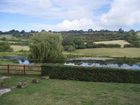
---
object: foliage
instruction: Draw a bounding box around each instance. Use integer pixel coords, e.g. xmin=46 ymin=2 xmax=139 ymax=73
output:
xmin=86 ymin=41 xmax=94 ymax=48
xmin=124 ymin=44 xmax=135 ymax=48
xmin=0 ymin=37 xmax=7 ymax=41
xmin=41 ymin=64 xmax=140 ymax=83
xmin=29 ymin=32 xmax=65 ymax=63
xmin=125 ymin=32 xmax=140 ymax=47
xmin=64 ymin=45 xmax=75 ymax=52
xmin=0 ymin=42 xmax=13 ymax=52
xmin=73 ymin=37 xmax=86 ymax=49
xmin=92 ymin=44 xmax=121 ymax=48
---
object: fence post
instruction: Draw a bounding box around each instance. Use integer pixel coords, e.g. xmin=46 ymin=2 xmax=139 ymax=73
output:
xmin=7 ymin=64 xmax=9 ymax=74
xmin=23 ymin=65 xmax=26 ymax=75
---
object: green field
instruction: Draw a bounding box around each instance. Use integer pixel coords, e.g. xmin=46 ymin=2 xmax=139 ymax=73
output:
xmin=0 ymin=52 xmax=28 ymax=56
xmin=0 ymin=75 xmax=140 ymax=105
xmin=65 ymin=48 xmax=140 ymax=58
xmin=11 ymin=45 xmax=29 ymax=52
xmin=94 ymin=40 xmax=129 ymax=48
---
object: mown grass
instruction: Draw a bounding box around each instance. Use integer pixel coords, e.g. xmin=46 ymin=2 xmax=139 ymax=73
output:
xmin=65 ymin=48 xmax=140 ymax=58
xmin=0 ymin=75 xmax=140 ymax=105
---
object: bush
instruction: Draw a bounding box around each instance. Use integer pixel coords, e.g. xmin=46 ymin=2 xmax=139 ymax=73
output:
xmin=0 ymin=42 xmax=13 ymax=52
xmin=41 ymin=64 xmax=140 ymax=83
xmin=64 ymin=45 xmax=75 ymax=52
xmin=93 ymin=44 xmax=121 ymax=48
xmin=124 ymin=44 xmax=135 ymax=48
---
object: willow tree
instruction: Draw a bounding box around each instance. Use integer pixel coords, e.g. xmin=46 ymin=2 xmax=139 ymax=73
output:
xmin=29 ymin=32 xmax=65 ymax=63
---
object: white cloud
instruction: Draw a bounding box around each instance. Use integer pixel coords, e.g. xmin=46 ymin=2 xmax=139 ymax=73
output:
xmin=31 ymin=18 xmax=99 ymax=31
xmin=0 ymin=0 xmax=110 ymax=19
xmin=101 ymin=0 xmax=140 ymax=29
xmin=0 ymin=0 xmax=139 ymax=30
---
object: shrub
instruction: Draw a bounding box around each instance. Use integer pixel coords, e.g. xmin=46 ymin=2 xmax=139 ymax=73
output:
xmin=41 ymin=64 xmax=140 ymax=83
xmin=124 ymin=44 xmax=135 ymax=48
xmin=0 ymin=42 xmax=13 ymax=52
xmin=93 ymin=44 xmax=121 ymax=48
xmin=64 ymin=45 xmax=75 ymax=52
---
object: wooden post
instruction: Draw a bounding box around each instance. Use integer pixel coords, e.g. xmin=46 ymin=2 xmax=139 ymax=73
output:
xmin=7 ymin=64 xmax=9 ymax=74
xmin=23 ymin=65 xmax=26 ymax=75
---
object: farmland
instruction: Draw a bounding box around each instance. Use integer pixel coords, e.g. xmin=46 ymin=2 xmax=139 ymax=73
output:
xmin=94 ymin=40 xmax=130 ymax=48
xmin=65 ymin=48 xmax=140 ymax=58
xmin=11 ymin=45 xmax=29 ymax=52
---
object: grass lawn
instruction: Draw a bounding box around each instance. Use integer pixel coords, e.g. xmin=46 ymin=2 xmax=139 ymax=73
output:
xmin=65 ymin=48 xmax=140 ymax=58
xmin=0 ymin=75 xmax=140 ymax=105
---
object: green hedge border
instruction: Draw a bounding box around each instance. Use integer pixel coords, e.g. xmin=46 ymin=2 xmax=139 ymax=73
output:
xmin=41 ymin=64 xmax=140 ymax=83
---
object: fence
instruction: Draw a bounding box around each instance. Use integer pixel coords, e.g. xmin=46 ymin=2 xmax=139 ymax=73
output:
xmin=0 ymin=64 xmax=41 ymax=75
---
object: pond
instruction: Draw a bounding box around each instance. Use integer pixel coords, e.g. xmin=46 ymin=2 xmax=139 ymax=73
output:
xmin=64 ymin=57 xmax=140 ymax=70
xmin=0 ymin=56 xmax=30 ymax=65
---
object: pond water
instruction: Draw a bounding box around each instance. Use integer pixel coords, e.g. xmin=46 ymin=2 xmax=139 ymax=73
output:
xmin=18 ymin=59 xmax=30 ymax=65
xmin=64 ymin=57 xmax=140 ymax=70
xmin=0 ymin=56 xmax=30 ymax=65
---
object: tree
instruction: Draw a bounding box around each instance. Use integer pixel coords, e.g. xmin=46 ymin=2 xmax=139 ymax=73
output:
xmin=86 ymin=41 xmax=94 ymax=48
xmin=0 ymin=42 xmax=13 ymax=52
xmin=73 ymin=37 xmax=86 ymax=49
xmin=64 ymin=45 xmax=75 ymax=52
xmin=118 ymin=28 xmax=124 ymax=33
xmin=88 ymin=29 xmax=93 ymax=33
xmin=29 ymin=32 xmax=65 ymax=63
xmin=20 ymin=30 xmax=25 ymax=34
xmin=41 ymin=29 xmax=46 ymax=32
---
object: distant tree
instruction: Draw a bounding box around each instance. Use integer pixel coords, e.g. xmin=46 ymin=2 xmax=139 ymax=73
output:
xmin=64 ymin=45 xmax=75 ymax=52
xmin=1 ymin=37 xmax=7 ymax=41
xmin=20 ymin=30 xmax=25 ymax=34
xmin=118 ymin=28 xmax=124 ymax=33
xmin=88 ymin=29 xmax=93 ymax=32
xmin=9 ymin=29 xmax=19 ymax=34
xmin=30 ymin=30 xmax=35 ymax=33
xmin=62 ymin=37 xmax=75 ymax=46
xmin=29 ymin=32 xmax=65 ymax=63
xmin=86 ymin=41 xmax=94 ymax=48
xmin=0 ymin=31 xmax=3 ymax=34
xmin=73 ymin=37 xmax=85 ymax=49
xmin=79 ymin=30 xmax=84 ymax=33
xmin=0 ymin=42 xmax=13 ymax=52
xmin=48 ymin=30 xmax=52 ymax=32
xmin=129 ymin=29 xmax=135 ymax=34
xmin=41 ymin=29 xmax=46 ymax=32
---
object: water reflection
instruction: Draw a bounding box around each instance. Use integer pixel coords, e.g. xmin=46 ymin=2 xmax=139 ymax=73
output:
xmin=18 ymin=59 xmax=30 ymax=65
xmin=64 ymin=62 xmax=140 ymax=70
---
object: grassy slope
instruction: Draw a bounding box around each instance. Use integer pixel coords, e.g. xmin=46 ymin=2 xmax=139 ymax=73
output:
xmin=0 ymin=75 xmax=140 ymax=105
xmin=65 ymin=48 xmax=140 ymax=58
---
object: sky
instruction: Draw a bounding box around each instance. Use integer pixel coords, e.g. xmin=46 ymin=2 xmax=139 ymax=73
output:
xmin=0 ymin=0 xmax=140 ymax=31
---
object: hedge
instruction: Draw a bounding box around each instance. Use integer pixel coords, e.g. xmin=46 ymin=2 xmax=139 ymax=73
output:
xmin=41 ymin=64 xmax=140 ymax=83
